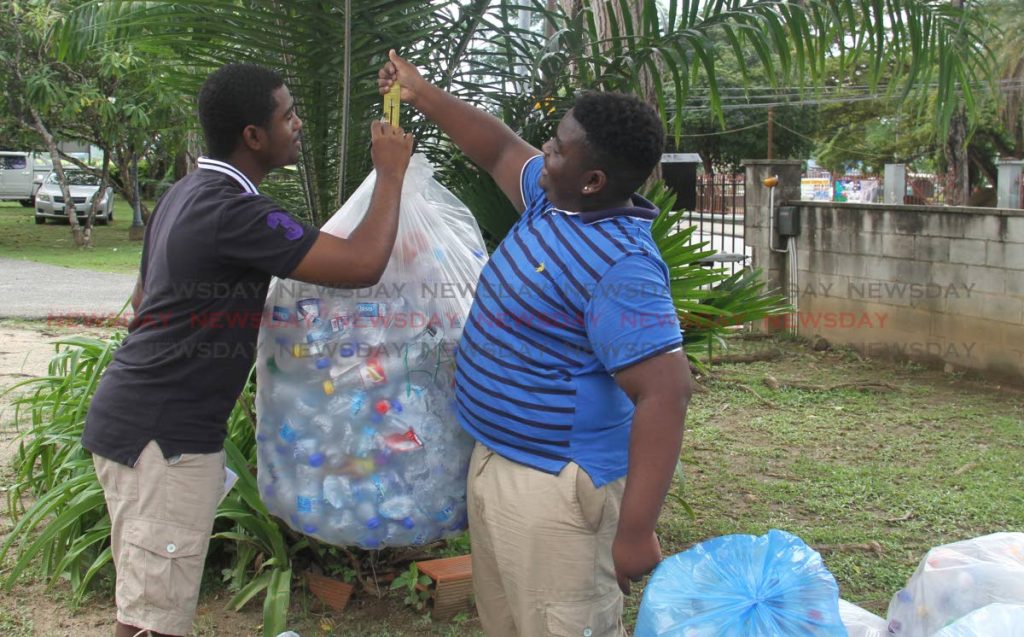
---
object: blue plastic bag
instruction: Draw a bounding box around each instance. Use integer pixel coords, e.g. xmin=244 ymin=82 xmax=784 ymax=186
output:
xmin=636 ymin=529 xmax=846 ymax=637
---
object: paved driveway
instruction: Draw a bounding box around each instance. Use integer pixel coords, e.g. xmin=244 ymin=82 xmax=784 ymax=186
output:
xmin=0 ymin=257 xmax=135 ymax=320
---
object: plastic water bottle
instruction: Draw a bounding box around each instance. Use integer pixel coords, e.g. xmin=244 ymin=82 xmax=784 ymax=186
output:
xmin=327 ymin=508 xmax=365 ymax=541
xmin=381 ymin=520 xmax=424 ymax=547
xmin=325 ymin=389 xmax=369 ymax=418
xmin=424 ymin=494 xmax=460 ymax=528
xmin=354 ymin=500 xmax=382 ymax=530
xmin=294 ymin=464 xmax=323 ymax=534
xmin=379 ymin=495 xmax=419 ymax=528
xmin=321 ymin=357 xmax=399 ymax=394
xmin=323 ymin=475 xmax=354 ymax=509
xmin=278 ymin=416 xmax=302 ymax=445
xmin=294 ymin=438 xmax=326 ymax=469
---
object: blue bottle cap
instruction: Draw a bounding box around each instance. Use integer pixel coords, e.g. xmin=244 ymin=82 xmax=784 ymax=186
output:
xmin=308 ymin=452 xmax=325 ymax=468
xmin=315 ymin=357 xmax=330 ymax=369
xmin=402 ymin=517 xmax=416 ymax=529
xmin=362 ymin=537 xmax=381 ymax=549
xmin=302 ymin=523 xmax=318 ymax=534
xmin=366 ymin=516 xmax=381 ymax=530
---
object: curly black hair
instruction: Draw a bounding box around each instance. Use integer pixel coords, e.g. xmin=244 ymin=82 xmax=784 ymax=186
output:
xmin=198 ymin=63 xmax=284 ymax=159
xmin=571 ymin=91 xmax=665 ymax=198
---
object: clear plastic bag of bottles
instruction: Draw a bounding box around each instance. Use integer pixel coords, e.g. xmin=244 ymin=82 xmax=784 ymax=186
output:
xmin=635 ymin=529 xmax=846 ymax=637
xmin=932 ymin=603 xmax=1024 ymax=636
xmin=255 ymin=154 xmax=486 ymax=549
xmin=838 ymin=599 xmax=888 ymax=637
xmin=885 ymin=532 xmax=1024 ymax=637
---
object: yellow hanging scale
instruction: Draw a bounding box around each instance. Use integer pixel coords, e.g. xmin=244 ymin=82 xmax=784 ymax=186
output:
xmin=384 ymin=81 xmax=401 ymax=127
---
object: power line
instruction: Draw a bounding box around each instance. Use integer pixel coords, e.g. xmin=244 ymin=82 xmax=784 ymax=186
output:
xmin=675 ymin=121 xmax=767 ymax=136
xmin=675 ymin=80 xmax=1024 ymax=111
xmin=676 ymin=79 xmax=1024 ymax=109
xmin=772 ymin=120 xmax=892 ymax=159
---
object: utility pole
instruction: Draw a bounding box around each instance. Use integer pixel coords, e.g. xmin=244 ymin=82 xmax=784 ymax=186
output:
xmin=767 ymin=108 xmax=775 ymax=160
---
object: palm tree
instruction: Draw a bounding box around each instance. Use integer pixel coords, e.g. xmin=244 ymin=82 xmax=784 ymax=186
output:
xmin=68 ymin=0 xmax=989 ymax=218
xmin=989 ymin=0 xmax=1024 ymax=157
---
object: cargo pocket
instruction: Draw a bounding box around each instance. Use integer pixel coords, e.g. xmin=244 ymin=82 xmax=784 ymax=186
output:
xmin=120 ymin=518 xmax=210 ymax=613
xmin=545 ymin=591 xmax=623 ymax=637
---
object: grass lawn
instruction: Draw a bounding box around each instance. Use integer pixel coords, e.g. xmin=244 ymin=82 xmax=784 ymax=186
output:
xmin=0 ymin=200 xmax=149 ymax=273
xmin=652 ymin=336 xmax=1024 ymax=621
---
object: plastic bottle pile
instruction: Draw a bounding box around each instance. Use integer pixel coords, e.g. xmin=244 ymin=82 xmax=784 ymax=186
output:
xmin=886 ymin=532 xmax=1024 ymax=636
xmin=636 ymin=530 xmax=1024 ymax=637
xmin=255 ymin=155 xmax=485 ymax=549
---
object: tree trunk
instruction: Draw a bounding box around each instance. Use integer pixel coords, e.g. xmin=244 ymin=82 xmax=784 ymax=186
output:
xmin=127 ymin=154 xmax=145 ymax=240
xmin=944 ymin=108 xmax=969 ymax=206
xmin=581 ymin=0 xmax=663 ymax=185
xmin=30 ymin=106 xmax=89 ymax=247
xmin=944 ymin=0 xmax=969 ymax=206
xmin=89 ymin=148 xmax=111 ymax=225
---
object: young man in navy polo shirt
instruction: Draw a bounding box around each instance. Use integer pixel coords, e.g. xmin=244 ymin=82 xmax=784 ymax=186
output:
xmin=83 ymin=64 xmax=414 ymax=637
xmin=380 ymin=52 xmax=692 ymax=636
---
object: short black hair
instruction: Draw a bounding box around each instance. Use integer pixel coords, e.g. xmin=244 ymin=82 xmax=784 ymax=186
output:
xmin=198 ymin=63 xmax=284 ymax=158
xmin=571 ymin=91 xmax=665 ymax=198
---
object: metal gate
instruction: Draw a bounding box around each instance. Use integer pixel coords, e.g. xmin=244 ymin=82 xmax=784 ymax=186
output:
xmin=674 ymin=173 xmax=749 ymax=277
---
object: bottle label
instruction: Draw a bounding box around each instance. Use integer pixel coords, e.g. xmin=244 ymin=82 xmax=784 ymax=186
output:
xmin=359 ymin=358 xmax=388 ymax=385
xmin=356 ymin=302 xmax=386 ymax=318
xmin=296 ymin=495 xmax=320 ymax=514
xmin=296 ymin=298 xmax=323 ymax=325
xmin=271 ymin=305 xmax=291 ymax=322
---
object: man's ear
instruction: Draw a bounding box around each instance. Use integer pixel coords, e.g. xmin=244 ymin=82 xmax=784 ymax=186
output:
xmin=582 ymin=169 xmax=607 ymax=195
xmin=241 ymin=124 xmax=264 ymax=152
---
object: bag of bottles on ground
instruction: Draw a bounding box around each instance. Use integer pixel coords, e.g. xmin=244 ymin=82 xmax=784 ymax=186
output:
xmin=255 ymin=154 xmax=487 ymax=549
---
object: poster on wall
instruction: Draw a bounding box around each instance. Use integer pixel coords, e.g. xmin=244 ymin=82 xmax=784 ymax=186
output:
xmin=800 ymin=178 xmax=832 ymax=201
xmin=835 ymin=178 xmax=880 ymax=203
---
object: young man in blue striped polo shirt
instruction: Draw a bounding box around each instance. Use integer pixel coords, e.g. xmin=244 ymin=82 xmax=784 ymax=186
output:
xmin=380 ymin=51 xmax=692 ymax=636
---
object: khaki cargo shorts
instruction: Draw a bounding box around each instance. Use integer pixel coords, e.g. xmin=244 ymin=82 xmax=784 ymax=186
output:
xmin=93 ymin=440 xmax=225 ymax=636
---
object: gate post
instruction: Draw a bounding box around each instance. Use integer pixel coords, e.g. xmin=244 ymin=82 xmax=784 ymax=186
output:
xmin=884 ymin=164 xmax=906 ymax=204
xmin=997 ymin=160 xmax=1023 ymax=209
xmin=743 ymin=160 xmax=803 ymax=331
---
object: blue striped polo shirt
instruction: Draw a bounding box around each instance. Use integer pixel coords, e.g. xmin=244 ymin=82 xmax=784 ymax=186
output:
xmin=454 ymin=155 xmax=683 ymax=486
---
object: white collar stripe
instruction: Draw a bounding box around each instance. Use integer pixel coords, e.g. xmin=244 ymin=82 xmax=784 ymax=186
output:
xmin=197 ymin=157 xmax=258 ymax=194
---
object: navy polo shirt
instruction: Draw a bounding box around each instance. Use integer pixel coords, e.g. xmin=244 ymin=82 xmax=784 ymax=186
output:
xmin=83 ymin=157 xmax=319 ymax=466
xmin=455 ymin=155 xmax=683 ymax=486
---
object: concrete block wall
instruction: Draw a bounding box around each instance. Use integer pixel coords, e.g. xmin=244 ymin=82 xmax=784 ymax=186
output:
xmin=744 ymin=161 xmax=1024 ymax=382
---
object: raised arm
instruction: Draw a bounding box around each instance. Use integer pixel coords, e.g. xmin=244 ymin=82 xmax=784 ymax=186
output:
xmin=289 ymin=121 xmax=413 ymax=287
xmin=379 ymin=50 xmax=538 ymax=213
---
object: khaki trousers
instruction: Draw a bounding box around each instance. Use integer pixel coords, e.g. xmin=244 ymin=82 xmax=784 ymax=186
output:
xmin=468 ymin=442 xmax=628 ymax=637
